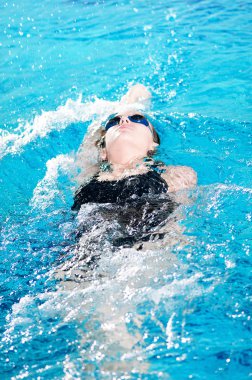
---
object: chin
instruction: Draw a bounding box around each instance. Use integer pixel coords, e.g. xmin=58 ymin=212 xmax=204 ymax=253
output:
xmin=108 ymin=133 xmax=149 ymax=153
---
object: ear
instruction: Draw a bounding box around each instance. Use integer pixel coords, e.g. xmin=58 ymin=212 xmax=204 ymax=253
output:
xmin=100 ymin=147 xmax=107 ymax=161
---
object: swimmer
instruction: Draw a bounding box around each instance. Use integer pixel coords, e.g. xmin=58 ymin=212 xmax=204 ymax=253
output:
xmin=68 ymin=84 xmax=197 ymax=253
xmin=72 ymin=84 xmax=197 ymax=211
xmin=56 ymin=84 xmax=197 ymax=285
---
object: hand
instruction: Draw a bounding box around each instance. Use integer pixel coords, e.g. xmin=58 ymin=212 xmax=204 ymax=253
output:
xmin=120 ymin=84 xmax=151 ymax=105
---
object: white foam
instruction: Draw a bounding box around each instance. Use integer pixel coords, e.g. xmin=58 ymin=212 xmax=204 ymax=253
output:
xmin=198 ymin=183 xmax=252 ymax=195
xmin=166 ymin=312 xmax=176 ymax=349
xmin=149 ymin=272 xmax=204 ymax=305
xmin=30 ymin=154 xmax=74 ymax=210
xmin=216 ymin=183 xmax=252 ymax=194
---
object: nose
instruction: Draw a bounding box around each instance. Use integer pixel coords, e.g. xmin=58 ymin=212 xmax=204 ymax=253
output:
xmin=119 ymin=116 xmax=129 ymax=125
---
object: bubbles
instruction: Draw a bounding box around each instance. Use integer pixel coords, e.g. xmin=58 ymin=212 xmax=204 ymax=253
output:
xmin=165 ymin=9 xmax=177 ymax=22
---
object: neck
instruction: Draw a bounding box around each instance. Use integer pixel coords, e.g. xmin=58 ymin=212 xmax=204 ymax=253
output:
xmin=110 ymin=157 xmax=148 ymax=176
xmin=106 ymin=143 xmax=151 ymax=168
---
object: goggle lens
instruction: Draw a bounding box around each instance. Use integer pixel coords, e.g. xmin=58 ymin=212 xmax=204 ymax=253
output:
xmin=105 ymin=114 xmax=149 ymax=131
xmin=129 ymin=114 xmax=149 ymax=126
xmin=105 ymin=116 xmax=121 ymax=130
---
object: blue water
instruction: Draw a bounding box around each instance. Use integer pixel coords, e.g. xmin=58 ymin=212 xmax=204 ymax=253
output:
xmin=0 ymin=0 xmax=251 ymax=379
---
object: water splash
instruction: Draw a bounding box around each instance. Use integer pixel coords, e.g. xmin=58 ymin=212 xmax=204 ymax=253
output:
xmin=30 ymin=154 xmax=75 ymax=210
xmin=0 ymin=93 xmax=151 ymax=160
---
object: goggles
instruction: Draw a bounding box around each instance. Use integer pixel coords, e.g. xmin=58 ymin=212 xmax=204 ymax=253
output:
xmin=105 ymin=114 xmax=150 ymax=131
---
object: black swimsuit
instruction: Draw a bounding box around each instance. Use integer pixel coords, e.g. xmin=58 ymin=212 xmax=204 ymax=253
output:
xmin=72 ymin=170 xmax=176 ymax=247
xmin=72 ymin=170 xmax=169 ymax=210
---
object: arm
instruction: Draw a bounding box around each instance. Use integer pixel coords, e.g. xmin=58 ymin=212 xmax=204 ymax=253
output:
xmin=161 ymin=165 xmax=197 ymax=193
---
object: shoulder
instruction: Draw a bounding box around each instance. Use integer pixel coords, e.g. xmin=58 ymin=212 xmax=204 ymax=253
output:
xmin=161 ymin=165 xmax=197 ymax=192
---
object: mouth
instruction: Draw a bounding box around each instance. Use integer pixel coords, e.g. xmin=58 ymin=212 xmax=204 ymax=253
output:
xmin=119 ymin=124 xmax=132 ymax=129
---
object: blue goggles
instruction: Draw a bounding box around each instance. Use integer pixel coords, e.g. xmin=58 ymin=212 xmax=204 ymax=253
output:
xmin=105 ymin=114 xmax=150 ymax=131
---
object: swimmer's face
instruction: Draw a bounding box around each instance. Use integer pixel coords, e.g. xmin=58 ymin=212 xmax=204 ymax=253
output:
xmin=101 ymin=113 xmax=158 ymax=165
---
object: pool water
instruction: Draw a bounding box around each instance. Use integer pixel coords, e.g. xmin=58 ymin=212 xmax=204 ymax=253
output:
xmin=0 ymin=0 xmax=251 ymax=379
